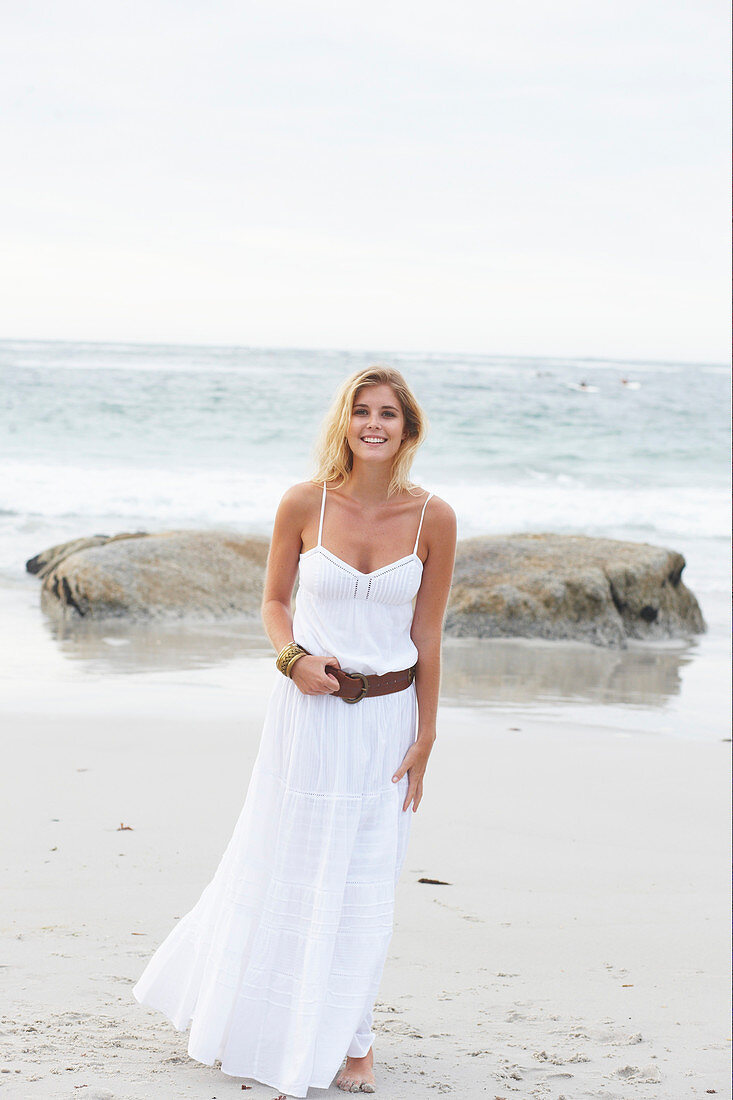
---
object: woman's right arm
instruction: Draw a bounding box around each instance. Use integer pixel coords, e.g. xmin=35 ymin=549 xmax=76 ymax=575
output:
xmin=261 ymin=484 xmax=304 ymax=654
xmin=260 ymin=484 xmax=340 ymax=695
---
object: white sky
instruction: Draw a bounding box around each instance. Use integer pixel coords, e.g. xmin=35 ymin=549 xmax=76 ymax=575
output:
xmin=0 ymin=0 xmax=729 ymax=360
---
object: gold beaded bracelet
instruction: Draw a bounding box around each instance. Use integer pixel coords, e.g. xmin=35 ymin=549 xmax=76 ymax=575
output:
xmin=276 ymin=642 xmax=309 ymax=678
xmin=285 ymin=651 xmax=307 ymax=677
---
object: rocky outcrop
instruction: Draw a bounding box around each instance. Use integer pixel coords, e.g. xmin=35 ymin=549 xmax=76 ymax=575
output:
xmin=445 ymin=534 xmax=705 ymax=647
xmin=31 ymin=531 xmax=270 ymax=623
xmin=27 ymin=533 xmax=149 ymax=579
xmin=28 ymin=529 xmax=706 ymax=646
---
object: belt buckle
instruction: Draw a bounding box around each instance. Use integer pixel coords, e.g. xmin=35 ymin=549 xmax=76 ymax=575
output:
xmin=342 ymin=671 xmax=368 ymax=703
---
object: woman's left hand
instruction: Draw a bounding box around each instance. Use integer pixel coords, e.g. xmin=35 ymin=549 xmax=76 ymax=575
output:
xmin=391 ymin=736 xmax=435 ymax=813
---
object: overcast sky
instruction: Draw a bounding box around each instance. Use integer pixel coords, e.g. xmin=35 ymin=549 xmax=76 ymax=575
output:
xmin=0 ymin=0 xmax=729 ymax=360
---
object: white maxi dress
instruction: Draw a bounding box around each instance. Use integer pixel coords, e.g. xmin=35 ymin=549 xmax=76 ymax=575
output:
xmin=133 ymin=483 xmax=434 ymax=1097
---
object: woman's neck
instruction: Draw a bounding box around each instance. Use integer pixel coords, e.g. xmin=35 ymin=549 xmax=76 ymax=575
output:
xmin=339 ymin=460 xmax=395 ymax=504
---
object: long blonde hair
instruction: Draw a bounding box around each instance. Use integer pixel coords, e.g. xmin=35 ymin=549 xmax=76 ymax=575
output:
xmin=311 ymin=366 xmax=428 ymax=497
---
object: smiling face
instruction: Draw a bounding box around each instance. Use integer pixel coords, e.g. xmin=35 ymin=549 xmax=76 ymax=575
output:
xmin=346 ymin=383 xmax=408 ymax=465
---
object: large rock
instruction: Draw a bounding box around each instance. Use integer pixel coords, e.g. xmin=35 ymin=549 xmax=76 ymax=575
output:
xmin=445 ymin=534 xmax=706 ymax=647
xmin=28 ymin=529 xmax=706 ymax=646
xmin=31 ymin=530 xmax=270 ymax=622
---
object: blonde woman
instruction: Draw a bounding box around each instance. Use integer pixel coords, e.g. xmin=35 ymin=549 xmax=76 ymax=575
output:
xmin=133 ymin=366 xmax=457 ymax=1097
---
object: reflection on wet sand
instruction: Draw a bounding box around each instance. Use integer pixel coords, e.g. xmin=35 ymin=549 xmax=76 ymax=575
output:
xmin=45 ymin=614 xmax=698 ymax=712
xmin=46 ymin=616 xmax=272 ymax=673
xmin=440 ymin=635 xmax=695 ymax=708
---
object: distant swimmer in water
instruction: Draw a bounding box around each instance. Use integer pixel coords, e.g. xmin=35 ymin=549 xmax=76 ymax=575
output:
xmin=567 ymin=379 xmax=599 ymax=392
xmin=620 ymin=377 xmax=641 ymax=389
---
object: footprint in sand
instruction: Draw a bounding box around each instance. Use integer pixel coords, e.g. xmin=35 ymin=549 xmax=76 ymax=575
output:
xmin=613 ymin=1063 xmax=663 ymax=1083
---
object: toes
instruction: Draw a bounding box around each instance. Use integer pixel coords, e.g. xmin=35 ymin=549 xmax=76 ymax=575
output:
xmin=336 ymin=1066 xmax=376 ymax=1094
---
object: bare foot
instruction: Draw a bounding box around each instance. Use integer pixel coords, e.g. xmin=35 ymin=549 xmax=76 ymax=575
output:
xmin=335 ymin=1045 xmax=376 ymax=1093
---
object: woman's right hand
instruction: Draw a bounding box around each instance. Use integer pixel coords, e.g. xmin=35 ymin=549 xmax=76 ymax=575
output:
xmin=289 ymin=654 xmax=341 ymax=695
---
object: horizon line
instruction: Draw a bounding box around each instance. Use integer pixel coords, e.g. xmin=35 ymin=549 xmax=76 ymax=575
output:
xmin=0 ymin=335 xmax=727 ymax=370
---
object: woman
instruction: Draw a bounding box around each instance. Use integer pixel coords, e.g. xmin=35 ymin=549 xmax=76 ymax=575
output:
xmin=133 ymin=366 xmax=456 ymax=1097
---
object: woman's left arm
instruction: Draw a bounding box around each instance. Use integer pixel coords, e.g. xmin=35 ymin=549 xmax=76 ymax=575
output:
xmin=391 ymin=496 xmax=457 ymax=813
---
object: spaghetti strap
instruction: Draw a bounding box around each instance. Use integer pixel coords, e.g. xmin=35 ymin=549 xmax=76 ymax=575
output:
xmin=413 ymin=491 xmax=434 ymax=554
xmin=317 ymin=481 xmax=327 ymax=547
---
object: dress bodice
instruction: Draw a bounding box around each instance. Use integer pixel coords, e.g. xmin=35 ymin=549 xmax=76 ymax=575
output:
xmin=291 ymin=483 xmax=433 ymax=676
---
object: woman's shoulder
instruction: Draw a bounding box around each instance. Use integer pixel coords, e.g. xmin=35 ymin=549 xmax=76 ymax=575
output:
xmin=416 ymin=489 xmax=456 ymax=540
xmin=277 ymin=480 xmax=324 ymax=516
xmin=411 ymin=486 xmax=455 ymax=519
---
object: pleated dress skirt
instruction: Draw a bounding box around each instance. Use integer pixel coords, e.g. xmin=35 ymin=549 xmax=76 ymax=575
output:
xmin=132 ymin=672 xmax=417 ymax=1098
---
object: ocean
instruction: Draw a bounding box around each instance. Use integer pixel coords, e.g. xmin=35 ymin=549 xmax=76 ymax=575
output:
xmin=1 ymin=339 xmax=730 ymax=740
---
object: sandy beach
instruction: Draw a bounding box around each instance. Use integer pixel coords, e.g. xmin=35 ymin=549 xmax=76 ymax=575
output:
xmin=1 ymin=611 xmax=730 ymax=1100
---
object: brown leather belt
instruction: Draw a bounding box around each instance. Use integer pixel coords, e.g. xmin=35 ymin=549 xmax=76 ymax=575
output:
xmin=325 ymin=664 xmax=416 ymax=704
